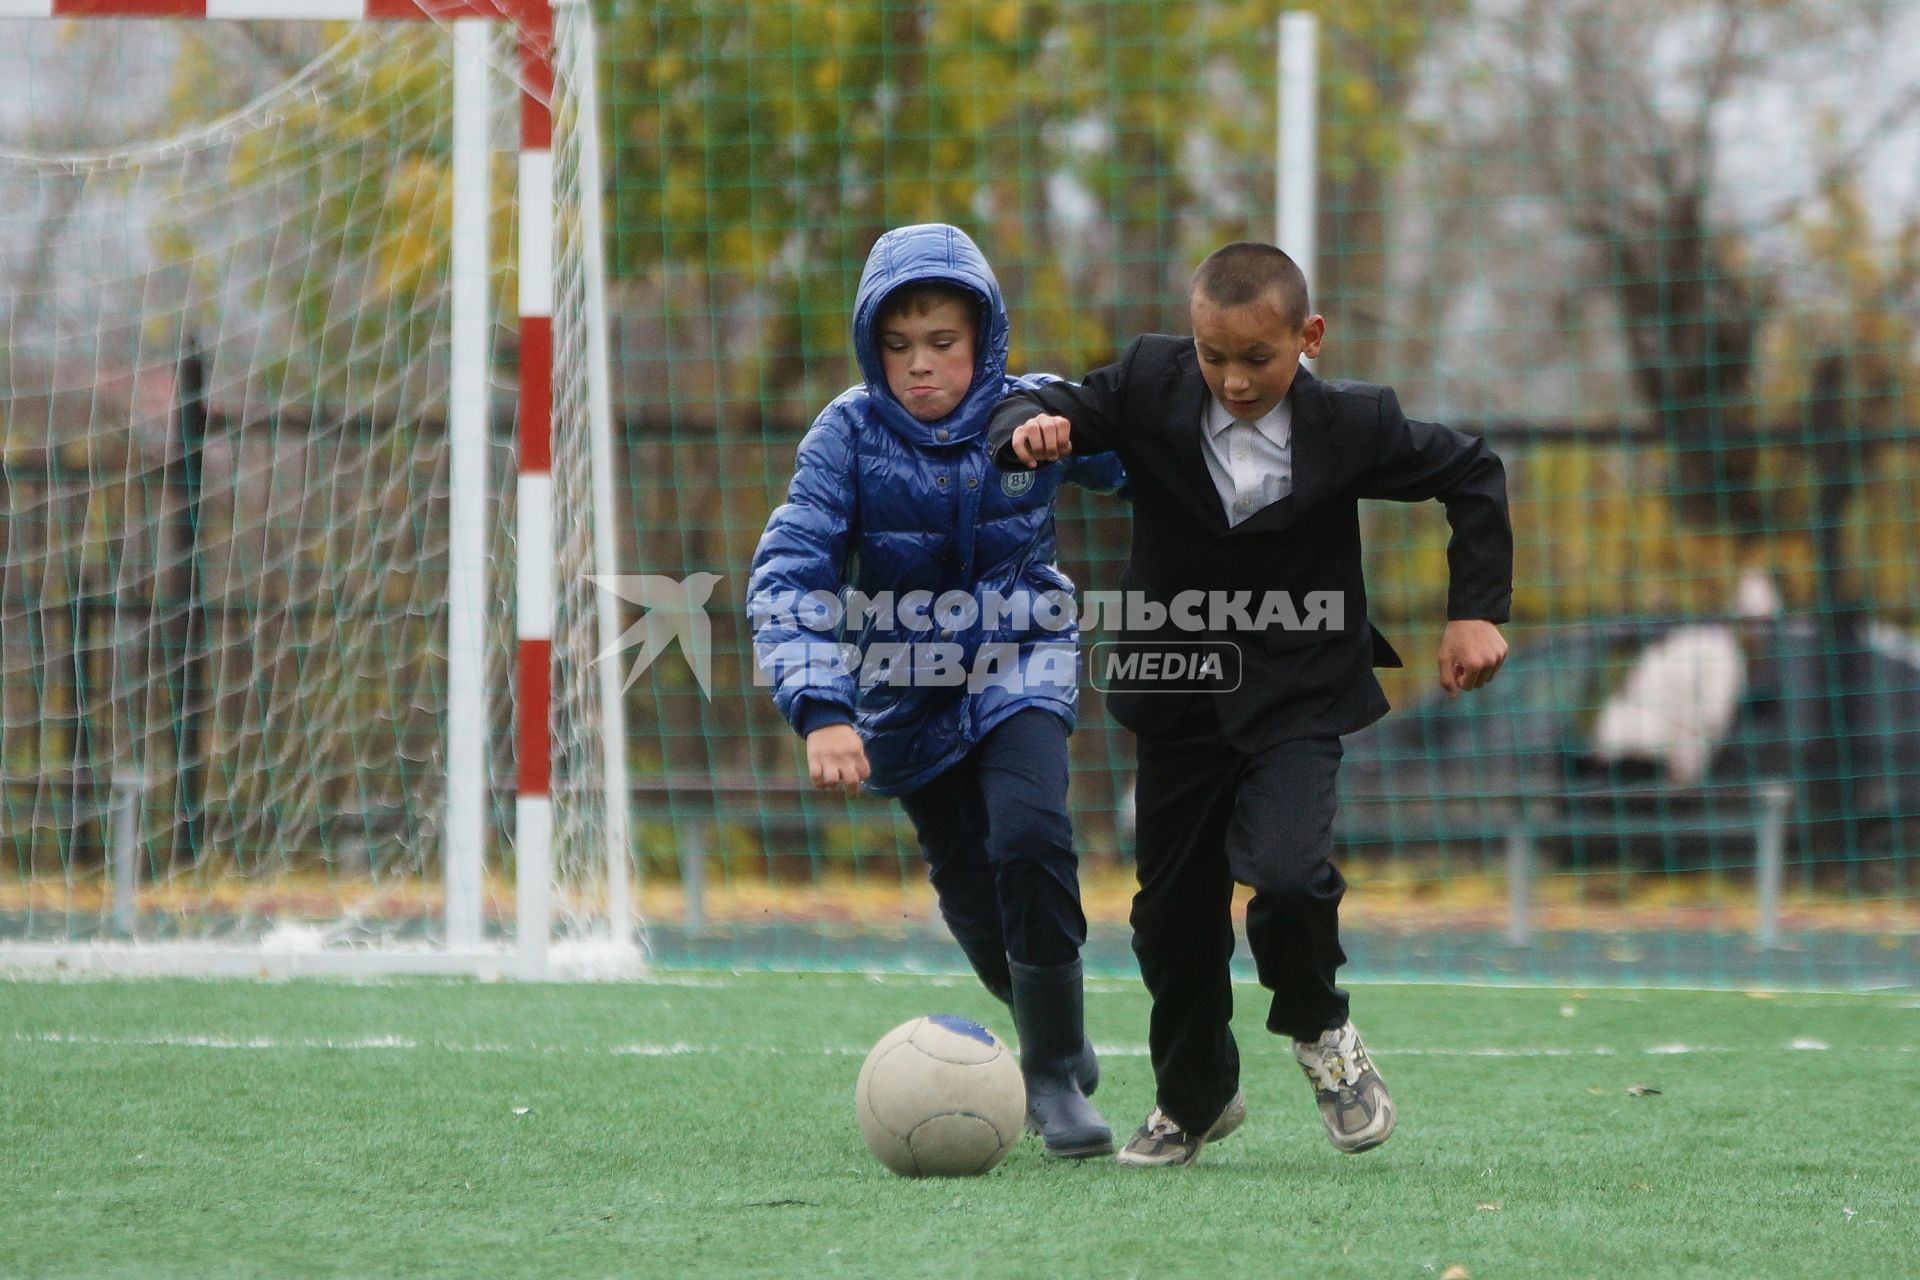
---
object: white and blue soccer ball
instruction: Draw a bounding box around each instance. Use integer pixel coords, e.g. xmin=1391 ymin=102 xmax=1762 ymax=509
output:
xmin=854 ymin=1015 xmax=1026 ymax=1178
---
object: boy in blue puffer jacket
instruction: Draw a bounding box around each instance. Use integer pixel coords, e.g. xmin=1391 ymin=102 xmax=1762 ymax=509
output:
xmin=747 ymin=224 xmax=1124 ymax=1158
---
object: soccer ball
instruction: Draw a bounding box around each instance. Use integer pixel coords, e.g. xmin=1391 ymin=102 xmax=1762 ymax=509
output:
xmin=854 ymin=1015 xmax=1026 ymax=1177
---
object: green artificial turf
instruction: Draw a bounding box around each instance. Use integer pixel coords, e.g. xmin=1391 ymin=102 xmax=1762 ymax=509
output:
xmin=2 ymin=973 xmax=1915 ymax=1278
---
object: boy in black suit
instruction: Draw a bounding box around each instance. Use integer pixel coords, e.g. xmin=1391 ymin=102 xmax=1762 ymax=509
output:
xmin=988 ymin=243 xmax=1511 ymax=1166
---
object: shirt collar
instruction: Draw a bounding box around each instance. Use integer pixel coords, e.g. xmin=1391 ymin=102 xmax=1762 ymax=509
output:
xmin=1205 ymin=395 xmax=1292 ymax=444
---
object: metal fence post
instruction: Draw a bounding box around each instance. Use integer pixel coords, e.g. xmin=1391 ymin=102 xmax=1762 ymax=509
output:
xmin=1754 ymin=784 xmax=1791 ymax=948
xmin=1506 ymin=827 xmax=1534 ymax=947
xmin=678 ymin=820 xmax=707 ymax=933
xmin=109 ymin=770 xmax=146 ymax=938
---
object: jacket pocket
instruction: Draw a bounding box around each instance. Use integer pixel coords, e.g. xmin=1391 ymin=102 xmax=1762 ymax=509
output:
xmin=1261 ymin=624 xmax=1347 ymax=656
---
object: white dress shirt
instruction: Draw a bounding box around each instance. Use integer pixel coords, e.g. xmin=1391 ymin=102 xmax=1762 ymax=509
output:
xmin=1200 ymin=395 xmax=1293 ymax=526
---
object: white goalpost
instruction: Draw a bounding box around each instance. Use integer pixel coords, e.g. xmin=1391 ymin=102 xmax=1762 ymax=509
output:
xmin=0 ymin=0 xmax=636 ymax=978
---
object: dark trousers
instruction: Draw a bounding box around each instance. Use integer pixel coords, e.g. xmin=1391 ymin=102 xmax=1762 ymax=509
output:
xmin=897 ymin=709 xmax=1088 ymax=987
xmin=1131 ymin=697 xmax=1348 ymax=1131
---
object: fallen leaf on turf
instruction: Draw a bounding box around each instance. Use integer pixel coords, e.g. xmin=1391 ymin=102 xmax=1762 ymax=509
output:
xmin=1586 ymin=1087 xmax=1607 ymax=1095
xmin=1475 ymin=1202 xmax=1501 ymax=1212
xmin=1843 ymin=1207 xmax=1857 ymax=1222
xmin=1631 ymin=1182 xmax=1651 ymax=1191
xmin=1441 ymin=1267 xmax=1471 ymax=1280
xmin=511 ymin=1106 xmax=532 ymax=1115
xmin=1626 ymin=1084 xmax=1661 ymax=1096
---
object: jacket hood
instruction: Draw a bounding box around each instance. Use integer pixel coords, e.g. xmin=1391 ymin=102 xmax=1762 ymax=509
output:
xmin=852 ymin=223 xmax=1009 ymax=446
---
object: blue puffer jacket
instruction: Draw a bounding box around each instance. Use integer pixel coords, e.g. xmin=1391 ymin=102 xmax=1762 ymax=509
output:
xmin=746 ymin=223 xmax=1126 ymax=796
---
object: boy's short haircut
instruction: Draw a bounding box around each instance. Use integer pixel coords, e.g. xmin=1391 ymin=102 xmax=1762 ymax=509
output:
xmin=1190 ymin=242 xmax=1310 ymax=330
xmin=876 ymin=280 xmax=981 ymax=331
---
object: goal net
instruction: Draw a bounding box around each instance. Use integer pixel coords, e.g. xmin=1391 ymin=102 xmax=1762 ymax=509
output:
xmin=0 ymin=1 xmax=633 ymax=976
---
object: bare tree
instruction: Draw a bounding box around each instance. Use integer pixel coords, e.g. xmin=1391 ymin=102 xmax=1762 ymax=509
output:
xmin=1387 ymin=0 xmax=1920 ymax=860
xmin=1415 ymin=0 xmax=1917 ymax=520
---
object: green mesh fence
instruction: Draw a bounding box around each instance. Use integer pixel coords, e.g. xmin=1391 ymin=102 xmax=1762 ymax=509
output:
xmin=0 ymin=15 xmax=623 ymax=957
xmin=2 ymin=3 xmax=1916 ymax=988
xmin=613 ymin=0 xmax=1920 ymax=989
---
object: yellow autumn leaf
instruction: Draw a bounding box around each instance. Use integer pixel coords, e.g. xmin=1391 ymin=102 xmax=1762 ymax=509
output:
xmin=986 ymin=1 xmax=1020 ymax=43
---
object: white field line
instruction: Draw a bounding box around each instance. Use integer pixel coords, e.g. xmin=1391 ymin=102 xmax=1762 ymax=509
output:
xmin=640 ymin=974 xmax=1920 ymax=1004
xmin=10 ymin=1031 xmax=1916 ymax=1058
xmin=5 ymin=970 xmax=1914 ymax=1005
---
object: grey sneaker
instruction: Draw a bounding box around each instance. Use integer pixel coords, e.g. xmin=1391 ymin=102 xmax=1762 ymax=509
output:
xmin=1115 ymin=1091 xmax=1247 ymax=1167
xmin=1292 ymin=1021 xmax=1396 ymax=1153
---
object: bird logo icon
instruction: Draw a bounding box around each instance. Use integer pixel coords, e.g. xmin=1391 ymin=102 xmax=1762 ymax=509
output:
xmin=589 ymin=572 xmax=724 ymax=698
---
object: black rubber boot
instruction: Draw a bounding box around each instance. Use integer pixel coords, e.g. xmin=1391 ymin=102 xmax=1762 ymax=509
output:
xmin=1073 ymin=1033 xmax=1100 ymax=1099
xmin=941 ymin=913 xmax=1099 ymax=1098
xmin=983 ymin=988 xmax=1099 ymax=1099
xmin=998 ymin=993 xmax=1099 ymax=1098
xmin=1008 ymin=959 xmax=1113 ymax=1159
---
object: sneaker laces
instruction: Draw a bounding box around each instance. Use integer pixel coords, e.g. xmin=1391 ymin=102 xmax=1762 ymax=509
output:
xmin=1141 ymin=1107 xmax=1185 ymax=1141
xmin=1297 ymin=1027 xmax=1363 ymax=1093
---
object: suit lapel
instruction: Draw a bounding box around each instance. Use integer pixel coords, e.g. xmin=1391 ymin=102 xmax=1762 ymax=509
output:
xmin=1285 ymin=368 xmax=1338 ymax=510
xmin=1221 ymin=367 xmax=1337 ymax=539
xmin=1168 ymin=345 xmax=1229 ymax=533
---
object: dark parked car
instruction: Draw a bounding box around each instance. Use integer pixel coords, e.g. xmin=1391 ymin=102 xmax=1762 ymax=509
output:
xmin=1337 ymin=616 xmax=1920 ymax=870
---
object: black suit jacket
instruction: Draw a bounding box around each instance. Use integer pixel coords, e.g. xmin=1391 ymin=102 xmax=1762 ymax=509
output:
xmin=988 ymin=334 xmax=1512 ymax=749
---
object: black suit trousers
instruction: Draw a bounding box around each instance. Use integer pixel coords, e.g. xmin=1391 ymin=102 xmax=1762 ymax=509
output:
xmin=1130 ymin=696 xmax=1349 ymax=1132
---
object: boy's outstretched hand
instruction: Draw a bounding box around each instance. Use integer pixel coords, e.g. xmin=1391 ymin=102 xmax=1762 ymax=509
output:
xmin=1008 ymin=413 xmax=1074 ymax=467
xmin=806 ymin=723 xmax=870 ymax=792
xmin=1437 ymin=620 xmax=1508 ymax=698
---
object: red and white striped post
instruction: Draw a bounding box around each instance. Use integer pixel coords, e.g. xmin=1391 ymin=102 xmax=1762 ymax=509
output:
xmin=512 ymin=0 xmax=557 ymax=978
xmin=26 ymin=0 xmax=564 ymax=975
